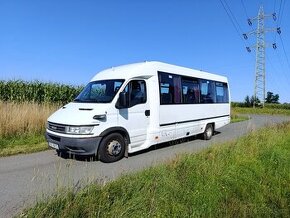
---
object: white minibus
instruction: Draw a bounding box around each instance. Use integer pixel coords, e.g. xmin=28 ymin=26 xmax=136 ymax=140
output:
xmin=46 ymin=61 xmax=230 ymax=163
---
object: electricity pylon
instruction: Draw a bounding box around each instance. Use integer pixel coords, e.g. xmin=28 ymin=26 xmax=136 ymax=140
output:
xmin=243 ymin=6 xmax=280 ymax=107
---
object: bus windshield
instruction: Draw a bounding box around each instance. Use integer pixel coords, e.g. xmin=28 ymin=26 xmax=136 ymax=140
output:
xmin=74 ymin=79 xmax=124 ymax=103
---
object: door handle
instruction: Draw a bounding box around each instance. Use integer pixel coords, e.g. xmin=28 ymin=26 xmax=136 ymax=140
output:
xmin=145 ymin=110 xmax=150 ymax=116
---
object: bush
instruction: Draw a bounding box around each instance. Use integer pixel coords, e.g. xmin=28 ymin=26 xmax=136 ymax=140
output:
xmin=231 ymin=102 xmax=246 ymax=107
xmin=265 ymin=103 xmax=290 ymax=110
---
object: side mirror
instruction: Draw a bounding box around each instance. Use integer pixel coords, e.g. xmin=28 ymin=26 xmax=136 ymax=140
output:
xmin=116 ymin=91 xmax=128 ymax=109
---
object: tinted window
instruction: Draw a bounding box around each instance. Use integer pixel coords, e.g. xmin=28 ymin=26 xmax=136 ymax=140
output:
xmin=216 ymin=82 xmax=229 ymax=103
xmin=159 ymin=72 xmax=181 ymax=104
xmin=158 ymin=72 xmax=228 ymax=105
xmin=200 ymin=80 xmax=216 ymax=103
xmin=182 ymin=78 xmax=200 ymax=104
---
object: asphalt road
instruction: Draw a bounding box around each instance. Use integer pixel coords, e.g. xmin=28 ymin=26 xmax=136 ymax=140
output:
xmin=0 ymin=115 xmax=289 ymax=217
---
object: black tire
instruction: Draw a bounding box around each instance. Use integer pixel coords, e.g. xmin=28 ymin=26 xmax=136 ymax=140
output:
xmin=203 ymin=124 xmax=214 ymax=140
xmin=98 ymin=133 xmax=125 ymax=163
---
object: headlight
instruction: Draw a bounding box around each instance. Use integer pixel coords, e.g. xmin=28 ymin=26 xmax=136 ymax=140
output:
xmin=66 ymin=126 xmax=94 ymax=135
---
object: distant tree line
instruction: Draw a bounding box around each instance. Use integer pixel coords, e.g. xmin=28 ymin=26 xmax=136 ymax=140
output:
xmin=232 ymin=91 xmax=290 ymax=109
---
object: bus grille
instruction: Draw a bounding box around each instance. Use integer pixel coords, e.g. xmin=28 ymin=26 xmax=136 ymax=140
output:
xmin=48 ymin=122 xmax=66 ymax=133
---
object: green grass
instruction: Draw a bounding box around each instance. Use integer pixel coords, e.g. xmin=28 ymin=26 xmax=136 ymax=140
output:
xmin=21 ymin=122 xmax=290 ymax=217
xmin=231 ymin=113 xmax=249 ymax=123
xmin=232 ymin=106 xmax=290 ymax=116
xmin=231 ymin=116 xmax=249 ymax=123
xmin=0 ymin=134 xmax=47 ymax=157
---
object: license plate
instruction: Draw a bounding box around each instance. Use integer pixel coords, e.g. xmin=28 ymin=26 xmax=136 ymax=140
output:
xmin=48 ymin=142 xmax=59 ymax=150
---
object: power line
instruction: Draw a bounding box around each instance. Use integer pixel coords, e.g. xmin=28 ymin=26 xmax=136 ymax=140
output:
xmin=274 ymin=0 xmax=277 ymax=13
xmin=240 ymin=0 xmax=256 ymax=34
xmin=241 ymin=0 xmax=249 ymax=19
xmin=277 ymin=0 xmax=285 ymax=26
xmin=272 ymin=0 xmax=288 ymax=82
xmin=269 ymin=41 xmax=290 ymax=88
xmin=223 ymin=0 xmax=244 ymax=34
xmin=273 ymin=0 xmax=285 ymax=43
xmin=265 ymin=54 xmax=281 ymax=94
xmin=219 ymin=0 xmax=249 ymax=48
xmin=268 ymin=0 xmax=290 ymax=101
xmin=266 ymin=53 xmax=290 ymax=91
xmin=219 ymin=0 xmax=241 ymax=37
xmin=268 ymin=53 xmax=290 ymax=103
xmin=278 ymin=34 xmax=290 ymax=72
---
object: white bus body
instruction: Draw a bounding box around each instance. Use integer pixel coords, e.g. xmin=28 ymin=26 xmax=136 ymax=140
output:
xmin=46 ymin=61 xmax=230 ymax=162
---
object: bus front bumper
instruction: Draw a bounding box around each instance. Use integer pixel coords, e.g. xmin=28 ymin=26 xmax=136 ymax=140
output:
xmin=45 ymin=132 xmax=101 ymax=156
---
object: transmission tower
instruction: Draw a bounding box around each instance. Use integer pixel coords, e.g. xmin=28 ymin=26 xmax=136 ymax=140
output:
xmin=243 ymin=6 xmax=280 ymax=107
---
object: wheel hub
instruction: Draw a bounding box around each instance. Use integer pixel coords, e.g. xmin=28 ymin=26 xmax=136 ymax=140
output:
xmin=107 ymin=140 xmax=122 ymax=156
xmin=206 ymin=127 xmax=213 ymax=138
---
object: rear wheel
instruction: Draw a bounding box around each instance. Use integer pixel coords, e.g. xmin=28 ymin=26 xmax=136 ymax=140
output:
xmin=98 ymin=133 xmax=125 ymax=163
xmin=203 ymin=124 xmax=214 ymax=140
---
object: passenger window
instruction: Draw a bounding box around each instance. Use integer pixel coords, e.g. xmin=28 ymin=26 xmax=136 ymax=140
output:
xmin=200 ymin=80 xmax=216 ymax=103
xmin=158 ymin=72 xmax=181 ymax=104
xmin=216 ymin=82 xmax=229 ymax=103
xmin=182 ymin=78 xmax=200 ymax=104
xmin=123 ymin=80 xmax=146 ymax=107
xmin=158 ymin=72 xmax=227 ymax=105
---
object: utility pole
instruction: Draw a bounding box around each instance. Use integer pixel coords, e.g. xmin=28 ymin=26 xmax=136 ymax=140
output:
xmin=243 ymin=6 xmax=280 ymax=107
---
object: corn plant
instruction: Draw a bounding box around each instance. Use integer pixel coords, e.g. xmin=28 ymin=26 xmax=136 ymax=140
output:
xmin=0 ymin=80 xmax=83 ymax=104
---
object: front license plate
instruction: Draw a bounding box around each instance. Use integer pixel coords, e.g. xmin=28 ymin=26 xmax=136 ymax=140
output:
xmin=48 ymin=142 xmax=59 ymax=150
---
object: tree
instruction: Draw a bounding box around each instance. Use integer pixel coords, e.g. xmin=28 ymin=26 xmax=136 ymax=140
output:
xmin=244 ymin=95 xmax=251 ymax=107
xmin=243 ymin=95 xmax=260 ymax=107
xmin=265 ymin=91 xmax=279 ymax=104
xmin=250 ymin=96 xmax=260 ymax=107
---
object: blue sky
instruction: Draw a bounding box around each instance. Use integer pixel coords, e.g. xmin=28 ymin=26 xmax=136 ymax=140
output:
xmin=0 ymin=0 xmax=289 ymax=102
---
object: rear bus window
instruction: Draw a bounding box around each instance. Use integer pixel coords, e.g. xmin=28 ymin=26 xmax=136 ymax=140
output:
xmin=216 ymin=82 xmax=229 ymax=103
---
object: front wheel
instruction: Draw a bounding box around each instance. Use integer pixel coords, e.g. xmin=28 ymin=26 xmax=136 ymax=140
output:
xmin=203 ymin=124 xmax=214 ymax=140
xmin=98 ymin=133 xmax=125 ymax=163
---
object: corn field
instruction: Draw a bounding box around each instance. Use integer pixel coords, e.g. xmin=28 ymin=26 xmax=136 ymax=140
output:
xmin=0 ymin=80 xmax=83 ymax=104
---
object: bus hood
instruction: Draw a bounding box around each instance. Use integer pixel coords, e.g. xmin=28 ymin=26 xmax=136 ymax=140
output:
xmin=47 ymin=102 xmax=109 ymax=125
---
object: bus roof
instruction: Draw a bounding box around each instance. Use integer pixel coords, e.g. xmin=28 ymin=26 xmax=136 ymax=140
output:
xmin=91 ymin=61 xmax=228 ymax=83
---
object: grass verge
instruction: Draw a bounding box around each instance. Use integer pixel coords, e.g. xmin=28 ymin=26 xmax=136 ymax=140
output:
xmin=230 ymin=111 xmax=249 ymax=123
xmin=232 ymin=106 xmax=290 ymax=116
xmin=21 ymin=122 xmax=290 ymax=217
xmin=0 ymin=134 xmax=47 ymax=157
